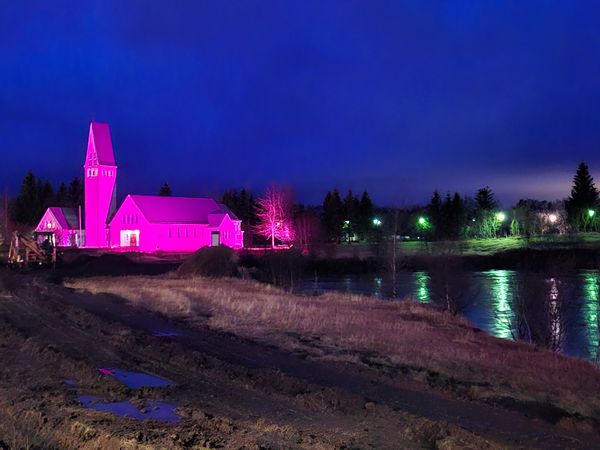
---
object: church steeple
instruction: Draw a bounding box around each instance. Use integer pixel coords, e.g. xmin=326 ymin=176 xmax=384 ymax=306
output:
xmin=84 ymin=122 xmax=117 ymax=247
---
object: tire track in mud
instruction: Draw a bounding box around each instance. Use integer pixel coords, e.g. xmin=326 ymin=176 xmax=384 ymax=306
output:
xmin=58 ymin=286 xmax=600 ymax=450
xmin=0 ymin=279 xmax=419 ymax=449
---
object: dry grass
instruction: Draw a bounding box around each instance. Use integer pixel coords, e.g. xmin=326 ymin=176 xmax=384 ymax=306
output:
xmin=66 ymin=275 xmax=600 ymax=419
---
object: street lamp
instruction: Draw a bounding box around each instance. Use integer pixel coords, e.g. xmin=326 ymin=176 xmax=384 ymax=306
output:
xmin=417 ymin=216 xmax=430 ymax=230
xmin=496 ymin=212 xmax=506 ymax=222
xmin=372 ymin=218 xmax=382 ymax=227
xmin=588 ymin=209 xmax=596 ymax=218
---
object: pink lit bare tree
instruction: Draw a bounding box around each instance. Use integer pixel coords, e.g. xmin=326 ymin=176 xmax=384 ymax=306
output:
xmin=255 ymin=186 xmax=295 ymax=248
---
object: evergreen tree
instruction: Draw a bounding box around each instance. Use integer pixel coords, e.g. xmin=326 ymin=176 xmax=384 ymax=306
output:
xmin=427 ymin=190 xmax=443 ymax=239
xmin=566 ymin=162 xmax=599 ymax=231
xmin=67 ymin=178 xmax=83 ymax=207
xmin=342 ymin=190 xmax=359 ymax=222
xmin=56 ymin=182 xmax=69 ymax=206
xmin=342 ymin=190 xmax=359 ymax=240
xmin=357 ymin=190 xmax=374 ymax=239
xmin=13 ymin=170 xmax=39 ymax=225
xmin=41 ymin=179 xmax=54 ymax=211
xmin=449 ymin=192 xmax=465 ymax=239
xmin=322 ymin=189 xmax=343 ymax=242
xmin=475 ymin=186 xmax=497 ymax=211
xmin=159 ymin=182 xmax=172 ymax=196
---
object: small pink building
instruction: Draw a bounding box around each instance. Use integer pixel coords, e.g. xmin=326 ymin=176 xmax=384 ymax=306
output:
xmin=34 ymin=207 xmax=82 ymax=247
xmin=36 ymin=122 xmax=243 ymax=252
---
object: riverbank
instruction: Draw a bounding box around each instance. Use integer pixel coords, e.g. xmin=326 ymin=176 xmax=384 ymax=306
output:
xmin=305 ymin=234 xmax=600 ymax=272
xmin=67 ymin=275 xmax=600 ymax=436
xmin=2 ymin=269 xmax=599 ymax=447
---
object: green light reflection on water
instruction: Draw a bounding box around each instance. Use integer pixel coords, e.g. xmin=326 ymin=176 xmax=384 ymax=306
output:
xmin=582 ymin=271 xmax=599 ymax=360
xmin=414 ymin=271 xmax=430 ymax=303
xmin=487 ymin=269 xmax=515 ymax=340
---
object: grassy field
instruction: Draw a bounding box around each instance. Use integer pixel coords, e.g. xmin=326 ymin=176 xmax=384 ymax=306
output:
xmin=398 ymin=233 xmax=600 ymax=256
xmin=68 ymin=275 xmax=600 ymax=422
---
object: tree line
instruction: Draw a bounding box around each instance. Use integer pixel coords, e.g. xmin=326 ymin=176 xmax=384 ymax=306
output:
xmin=3 ymin=162 xmax=598 ymax=248
xmin=8 ymin=171 xmax=83 ymax=227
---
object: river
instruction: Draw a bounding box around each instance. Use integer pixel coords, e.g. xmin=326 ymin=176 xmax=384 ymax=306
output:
xmin=302 ymin=270 xmax=600 ymax=361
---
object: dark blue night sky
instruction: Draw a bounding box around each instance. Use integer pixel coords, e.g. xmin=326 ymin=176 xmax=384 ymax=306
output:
xmin=2 ymin=1 xmax=600 ymax=206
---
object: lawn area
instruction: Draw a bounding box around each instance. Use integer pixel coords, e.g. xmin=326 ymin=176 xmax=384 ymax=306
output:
xmin=398 ymin=233 xmax=600 ymax=256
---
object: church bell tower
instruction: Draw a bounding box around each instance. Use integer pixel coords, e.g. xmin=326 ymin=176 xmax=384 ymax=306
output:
xmin=83 ymin=122 xmax=117 ymax=247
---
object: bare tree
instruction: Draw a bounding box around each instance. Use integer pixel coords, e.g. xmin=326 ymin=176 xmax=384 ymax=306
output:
xmin=255 ymin=186 xmax=295 ymax=248
xmin=294 ymin=209 xmax=322 ymax=253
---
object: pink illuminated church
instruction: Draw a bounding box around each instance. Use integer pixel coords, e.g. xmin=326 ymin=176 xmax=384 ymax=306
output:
xmin=36 ymin=122 xmax=243 ymax=252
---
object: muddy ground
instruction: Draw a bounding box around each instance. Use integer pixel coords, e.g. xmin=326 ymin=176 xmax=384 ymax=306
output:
xmin=0 ymin=270 xmax=598 ymax=449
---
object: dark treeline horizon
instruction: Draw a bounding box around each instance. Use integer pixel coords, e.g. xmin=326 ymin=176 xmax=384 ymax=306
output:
xmin=4 ymin=162 xmax=598 ymax=246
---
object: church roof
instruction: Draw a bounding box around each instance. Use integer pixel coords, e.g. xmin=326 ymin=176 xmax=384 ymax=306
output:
xmin=128 ymin=195 xmax=237 ymax=224
xmin=47 ymin=207 xmax=80 ymax=230
xmin=86 ymin=122 xmax=116 ymax=166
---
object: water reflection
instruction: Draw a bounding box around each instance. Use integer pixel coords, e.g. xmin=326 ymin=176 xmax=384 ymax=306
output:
xmin=301 ymin=269 xmax=600 ymax=361
xmin=548 ymin=278 xmax=562 ymax=352
xmin=414 ymin=272 xmax=430 ymax=303
xmin=486 ymin=270 xmax=515 ymax=340
xmin=582 ymin=272 xmax=599 ymax=361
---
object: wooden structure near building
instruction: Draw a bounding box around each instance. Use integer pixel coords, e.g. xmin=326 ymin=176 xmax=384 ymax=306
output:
xmin=7 ymin=231 xmax=56 ymax=267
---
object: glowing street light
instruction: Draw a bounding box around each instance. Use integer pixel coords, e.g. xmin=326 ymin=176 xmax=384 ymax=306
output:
xmin=417 ymin=216 xmax=430 ymax=230
xmin=372 ymin=218 xmax=382 ymax=227
xmin=588 ymin=209 xmax=596 ymax=218
xmin=548 ymin=213 xmax=558 ymax=223
xmin=496 ymin=212 xmax=506 ymax=222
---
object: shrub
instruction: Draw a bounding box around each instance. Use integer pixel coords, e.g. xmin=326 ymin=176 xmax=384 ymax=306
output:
xmin=177 ymin=246 xmax=239 ymax=278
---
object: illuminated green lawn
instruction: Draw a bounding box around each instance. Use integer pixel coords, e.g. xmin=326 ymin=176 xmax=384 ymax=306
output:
xmin=397 ymin=233 xmax=600 ymax=256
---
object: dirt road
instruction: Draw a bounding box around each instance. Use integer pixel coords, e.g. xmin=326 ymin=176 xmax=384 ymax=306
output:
xmin=0 ymin=272 xmax=597 ymax=449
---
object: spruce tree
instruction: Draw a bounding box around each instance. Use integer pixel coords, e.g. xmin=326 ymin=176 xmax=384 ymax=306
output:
xmin=475 ymin=186 xmax=497 ymax=211
xmin=427 ymin=190 xmax=443 ymax=239
xmin=358 ymin=190 xmax=374 ymax=240
xmin=56 ymin=182 xmax=69 ymax=206
xmin=566 ymin=162 xmax=599 ymax=231
xmin=13 ymin=170 xmax=39 ymax=225
xmin=159 ymin=182 xmax=172 ymax=196
xmin=322 ymin=189 xmax=343 ymax=242
xmin=67 ymin=178 xmax=83 ymax=207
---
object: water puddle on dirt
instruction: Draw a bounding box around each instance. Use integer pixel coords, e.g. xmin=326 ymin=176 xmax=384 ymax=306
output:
xmin=98 ymin=368 xmax=173 ymax=389
xmin=152 ymin=330 xmax=181 ymax=337
xmin=78 ymin=395 xmax=179 ymax=423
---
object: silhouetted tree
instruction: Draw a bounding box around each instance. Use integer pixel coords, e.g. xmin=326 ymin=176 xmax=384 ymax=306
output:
xmin=56 ymin=182 xmax=69 ymax=206
xmin=449 ymin=192 xmax=465 ymax=239
xmin=474 ymin=187 xmax=501 ymax=238
xmin=294 ymin=209 xmax=322 ymax=252
xmin=475 ymin=186 xmax=497 ymax=211
xmin=159 ymin=182 xmax=172 ymax=196
xmin=357 ymin=190 xmax=374 ymax=240
xmin=67 ymin=178 xmax=83 ymax=207
xmin=13 ymin=171 xmax=43 ymax=225
xmin=221 ymin=188 xmax=257 ymax=225
xmin=341 ymin=190 xmax=360 ymax=241
xmin=322 ymin=189 xmax=343 ymax=242
xmin=428 ymin=190 xmax=443 ymax=239
xmin=565 ymin=162 xmax=599 ymax=232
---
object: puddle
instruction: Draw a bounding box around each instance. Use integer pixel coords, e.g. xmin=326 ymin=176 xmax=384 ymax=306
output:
xmin=78 ymin=395 xmax=179 ymax=423
xmin=98 ymin=368 xmax=173 ymax=389
xmin=152 ymin=330 xmax=180 ymax=337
